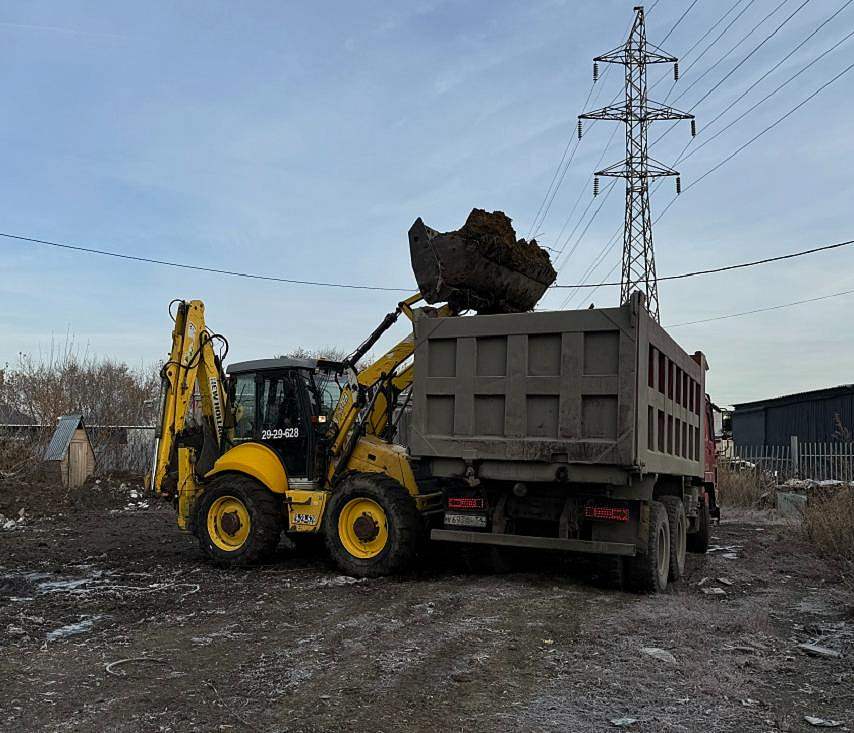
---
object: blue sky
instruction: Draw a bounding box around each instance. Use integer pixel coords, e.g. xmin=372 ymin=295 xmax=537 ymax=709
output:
xmin=1 ymin=0 xmax=852 ymax=406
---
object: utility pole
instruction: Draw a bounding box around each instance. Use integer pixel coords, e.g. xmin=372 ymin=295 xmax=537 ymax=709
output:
xmin=579 ymin=5 xmax=695 ymax=322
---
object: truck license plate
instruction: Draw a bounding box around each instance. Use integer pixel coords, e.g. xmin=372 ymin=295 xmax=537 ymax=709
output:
xmin=444 ymin=512 xmax=487 ymax=528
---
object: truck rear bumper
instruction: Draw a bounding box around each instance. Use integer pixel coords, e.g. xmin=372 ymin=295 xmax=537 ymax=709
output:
xmin=430 ymin=529 xmax=636 ymax=556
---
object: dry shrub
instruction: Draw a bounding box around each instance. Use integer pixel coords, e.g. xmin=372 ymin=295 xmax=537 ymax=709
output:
xmin=803 ymin=488 xmax=854 ymax=569
xmin=716 ymin=460 xmax=776 ymax=508
xmin=0 ymin=337 xmax=158 ymax=476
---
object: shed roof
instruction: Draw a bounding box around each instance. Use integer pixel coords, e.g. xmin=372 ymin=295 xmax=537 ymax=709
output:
xmin=44 ymin=414 xmax=86 ymax=461
xmin=733 ymin=384 xmax=854 ymax=411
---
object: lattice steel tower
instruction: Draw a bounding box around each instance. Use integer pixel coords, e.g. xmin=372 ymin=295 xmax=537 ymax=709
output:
xmin=579 ymin=5 xmax=695 ymax=322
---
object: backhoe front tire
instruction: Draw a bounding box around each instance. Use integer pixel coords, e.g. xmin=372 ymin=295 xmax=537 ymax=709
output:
xmin=324 ymin=472 xmax=421 ymax=578
xmin=624 ymin=501 xmax=670 ymax=593
xmin=196 ymin=474 xmax=282 ymax=567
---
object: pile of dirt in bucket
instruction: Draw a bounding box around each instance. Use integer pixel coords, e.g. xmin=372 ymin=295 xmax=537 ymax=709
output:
xmin=408 ymin=209 xmax=557 ymax=314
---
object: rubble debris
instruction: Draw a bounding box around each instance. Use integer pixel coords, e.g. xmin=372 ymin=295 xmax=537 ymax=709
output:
xmin=610 ymin=717 xmax=638 ymax=727
xmin=641 ymin=647 xmax=677 ymax=664
xmin=804 ymin=716 xmax=843 ymax=728
xmin=318 ymin=575 xmax=367 ymax=587
xmin=702 ymin=587 xmax=726 ymax=596
xmin=46 ymin=615 xmax=102 ymax=641
xmin=798 ymin=643 xmax=842 ymax=659
xmin=717 ymin=577 xmax=734 ymax=586
xmin=408 ymin=209 xmax=557 ymax=314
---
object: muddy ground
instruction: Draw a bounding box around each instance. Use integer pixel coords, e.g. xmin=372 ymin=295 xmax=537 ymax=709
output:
xmin=1 ymin=479 xmax=852 ymax=733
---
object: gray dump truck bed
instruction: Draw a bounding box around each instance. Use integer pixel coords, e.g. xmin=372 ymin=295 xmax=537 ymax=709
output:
xmin=409 ymin=293 xmax=706 ymax=483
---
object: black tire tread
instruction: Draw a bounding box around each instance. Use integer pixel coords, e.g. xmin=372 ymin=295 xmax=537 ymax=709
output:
xmin=324 ymin=472 xmax=422 ymax=578
xmin=687 ymin=497 xmax=710 ymax=554
xmin=624 ymin=501 xmax=669 ymax=594
xmin=196 ymin=473 xmax=282 ymax=567
xmin=660 ymin=496 xmax=686 ymax=582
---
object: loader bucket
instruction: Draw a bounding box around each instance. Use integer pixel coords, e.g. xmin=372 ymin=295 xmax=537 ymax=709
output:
xmin=408 ymin=209 xmax=557 ymax=314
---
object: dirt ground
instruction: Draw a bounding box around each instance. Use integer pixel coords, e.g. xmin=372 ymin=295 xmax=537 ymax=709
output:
xmin=1 ymin=479 xmax=852 ymax=733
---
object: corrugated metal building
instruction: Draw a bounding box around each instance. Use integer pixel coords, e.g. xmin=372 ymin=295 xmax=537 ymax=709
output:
xmin=732 ymin=384 xmax=854 ymax=446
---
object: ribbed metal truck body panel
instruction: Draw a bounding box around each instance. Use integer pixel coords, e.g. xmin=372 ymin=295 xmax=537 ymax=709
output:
xmin=409 ymin=294 xmax=706 ymax=480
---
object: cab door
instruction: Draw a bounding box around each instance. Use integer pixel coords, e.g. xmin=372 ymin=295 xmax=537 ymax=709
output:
xmin=258 ymin=371 xmax=311 ymax=478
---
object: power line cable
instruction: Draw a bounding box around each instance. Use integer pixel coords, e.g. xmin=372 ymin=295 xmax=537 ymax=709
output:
xmin=1 ymin=231 xmax=413 ymax=292
xmin=652 ymin=0 xmax=816 ymax=146
xmin=666 ymin=288 xmax=854 ymax=327
xmin=699 ymin=0 xmax=854 ymax=135
xmin=653 ymin=57 xmax=854 ymax=223
xmin=669 ymin=0 xmax=797 ymax=107
xmin=658 ymin=0 xmax=701 ymax=45
xmin=552 ymin=124 xmax=620 ymax=258
xmin=678 ymin=25 xmax=854 ymax=166
xmin=552 ymin=237 xmax=854 ymax=288
xmin=662 ymin=0 xmax=759 ymax=103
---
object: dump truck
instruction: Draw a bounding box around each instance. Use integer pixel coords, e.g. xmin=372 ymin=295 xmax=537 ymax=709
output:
xmin=151 ymin=210 xmax=716 ymax=592
xmin=410 ymin=290 xmax=718 ymax=591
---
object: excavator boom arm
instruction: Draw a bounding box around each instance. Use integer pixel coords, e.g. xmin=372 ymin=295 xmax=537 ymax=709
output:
xmin=151 ymin=300 xmax=228 ymax=496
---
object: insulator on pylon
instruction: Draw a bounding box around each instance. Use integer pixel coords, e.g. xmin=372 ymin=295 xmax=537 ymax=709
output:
xmin=675 ymin=176 xmax=682 ymax=195
xmin=593 ymin=176 xmax=600 ymax=196
xmin=593 ymin=62 xmax=599 ymax=82
xmin=673 ymin=62 xmax=679 ymax=81
xmin=690 ymin=119 xmax=697 ymax=137
xmin=577 ymin=120 xmax=583 ymax=140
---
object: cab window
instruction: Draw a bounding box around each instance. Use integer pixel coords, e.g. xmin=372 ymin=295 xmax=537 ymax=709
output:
xmin=233 ymin=374 xmax=256 ymax=440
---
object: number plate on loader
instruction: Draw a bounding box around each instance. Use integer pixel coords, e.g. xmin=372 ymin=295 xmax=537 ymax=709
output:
xmin=444 ymin=512 xmax=487 ymax=528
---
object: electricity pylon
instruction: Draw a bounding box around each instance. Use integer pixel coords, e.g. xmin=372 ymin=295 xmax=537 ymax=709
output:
xmin=579 ymin=5 xmax=695 ymax=322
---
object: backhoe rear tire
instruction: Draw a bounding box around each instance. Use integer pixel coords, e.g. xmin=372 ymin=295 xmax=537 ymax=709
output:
xmin=196 ymin=474 xmax=282 ymax=567
xmin=624 ymin=501 xmax=670 ymax=594
xmin=324 ymin=472 xmax=422 ymax=578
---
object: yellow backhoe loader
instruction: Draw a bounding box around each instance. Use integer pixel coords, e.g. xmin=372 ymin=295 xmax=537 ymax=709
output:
xmin=150 ymin=211 xmax=556 ymax=575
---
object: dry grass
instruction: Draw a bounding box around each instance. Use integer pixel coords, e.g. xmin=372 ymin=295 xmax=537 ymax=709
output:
xmin=803 ymin=487 xmax=854 ymax=569
xmin=716 ymin=460 xmax=776 ymax=509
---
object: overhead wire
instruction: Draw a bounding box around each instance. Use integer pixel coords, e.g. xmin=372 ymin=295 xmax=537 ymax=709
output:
xmin=551 ymin=238 xmax=854 ymax=288
xmin=666 ymin=288 xmax=854 ymax=327
xmin=662 ymin=0 xmax=759 ymax=103
xmin=652 ymin=0 xmax=817 ymax=147
xmin=668 ymin=0 xmax=796 ymax=106
xmin=653 ymin=57 xmax=854 ymax=223
xmin=1 ymin=231 xmax=413 ymax=292
xmin=675 ymin=24 xmax=854 ymax=167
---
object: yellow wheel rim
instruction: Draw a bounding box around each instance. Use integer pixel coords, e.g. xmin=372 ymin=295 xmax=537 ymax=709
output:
xmin=338 ymin=497 xmax=388 ymax=559
xmin=207 ymin=495 xmax=251 ymax=551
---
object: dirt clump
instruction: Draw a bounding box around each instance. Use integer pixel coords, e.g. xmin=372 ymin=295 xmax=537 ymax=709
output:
xmin=457 ymin=208 xmax=553 ymax=273
xmin=409 ymin=208 xmax=557 ymax=314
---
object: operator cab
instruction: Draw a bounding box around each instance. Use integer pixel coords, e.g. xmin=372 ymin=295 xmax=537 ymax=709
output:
xmin=225 ymin=357 xmax=344 ymax=482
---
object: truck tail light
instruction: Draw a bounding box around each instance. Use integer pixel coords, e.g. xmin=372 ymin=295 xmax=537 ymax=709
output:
xmin=448 ymin=497 xmax=484 ymax=510
xmin=584 ymin=506 xmax=629 ymax=522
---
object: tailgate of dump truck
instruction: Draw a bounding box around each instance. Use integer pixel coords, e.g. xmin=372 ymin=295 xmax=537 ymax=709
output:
xmin=408 ymin=294 xmax=706 ymax=481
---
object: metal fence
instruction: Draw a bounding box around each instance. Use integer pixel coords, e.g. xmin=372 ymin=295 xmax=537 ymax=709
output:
xmin=732 ymin=437 xmax=854 ymax=482
xmin=731 ymin=444 xmax=794 ymax=480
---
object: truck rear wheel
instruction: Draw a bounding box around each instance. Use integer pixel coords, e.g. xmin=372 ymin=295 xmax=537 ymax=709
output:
xmin=687 ymin=496 xmax=710 ymax=554
xmin=324 ymin=472 xmax=421 ymax=577
xmin=624 ymin=501 xmax=670 ymax=593
xmin=196 ymin=474 xmax=282 ymax=567
xmin=660 ymin=496 xmax=686 ymax=581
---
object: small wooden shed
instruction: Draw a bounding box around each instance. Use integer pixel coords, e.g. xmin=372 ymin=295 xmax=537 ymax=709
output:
xmin=43 ymin=415 xmax=96 ymax=488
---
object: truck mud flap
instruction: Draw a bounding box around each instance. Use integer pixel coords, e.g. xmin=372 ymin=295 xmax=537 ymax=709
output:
xmin=430 ymin=529 xmax=636 ymax=557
